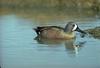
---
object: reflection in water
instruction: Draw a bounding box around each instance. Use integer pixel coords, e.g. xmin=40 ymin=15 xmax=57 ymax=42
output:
xmin=64 ymin=40 xmax=86 ymax=55
xmin=34 ymin=36 xmax=86 ymax=56
xmin=0 ymin=11 xmax=100 ymax=68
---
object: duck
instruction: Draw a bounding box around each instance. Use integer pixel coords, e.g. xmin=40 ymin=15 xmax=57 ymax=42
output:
xmin=33 ymin=22 xmax=86 ymax=39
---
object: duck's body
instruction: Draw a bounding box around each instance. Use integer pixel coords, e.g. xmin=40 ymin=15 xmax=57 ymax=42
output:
xmin=34 ymin=22 xmax=86 ymax=39
xmin=35 ymin=26 xmax=75 ymax=39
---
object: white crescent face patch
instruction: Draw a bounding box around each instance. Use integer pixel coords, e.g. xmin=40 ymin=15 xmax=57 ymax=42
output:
xmin=72 ymin=24 xmax=78 ymax=31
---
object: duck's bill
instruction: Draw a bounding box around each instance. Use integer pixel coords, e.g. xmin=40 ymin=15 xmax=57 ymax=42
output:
xmin=76 ymin=27 xmax=87 ymax=34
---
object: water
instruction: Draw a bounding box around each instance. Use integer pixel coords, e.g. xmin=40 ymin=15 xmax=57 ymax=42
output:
xmin=0 ymin=11 xmax=100 ymax=68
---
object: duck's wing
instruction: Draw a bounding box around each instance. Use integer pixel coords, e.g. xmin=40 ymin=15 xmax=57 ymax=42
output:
xmin=51 ymin=26 xmax=64 ymax=30
xmin=34 ymin=26 xmax=64 ymax=35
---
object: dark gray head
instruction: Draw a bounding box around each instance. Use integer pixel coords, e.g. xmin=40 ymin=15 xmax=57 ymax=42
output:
xmin=64 ymin=22 xmax=86 ymax=34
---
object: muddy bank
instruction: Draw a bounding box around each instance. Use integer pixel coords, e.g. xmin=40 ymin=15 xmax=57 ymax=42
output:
xmin=85 ymin=26 xmax=100 ymax=39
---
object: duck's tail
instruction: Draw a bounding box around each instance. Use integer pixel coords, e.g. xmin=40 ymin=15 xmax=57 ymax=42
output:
xmin=33 ymin=26 xmax=48 ymax=35
xmin=33 ymin=27 xmax=40 ymax=35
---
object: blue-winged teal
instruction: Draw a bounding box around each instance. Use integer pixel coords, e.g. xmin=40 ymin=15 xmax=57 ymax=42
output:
xmin=34 ymin=22 xmax=86 ymax=39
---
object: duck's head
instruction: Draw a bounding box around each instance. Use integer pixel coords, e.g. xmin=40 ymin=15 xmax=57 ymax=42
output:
xmin=64 ymin=22 xmax=86 ymax=34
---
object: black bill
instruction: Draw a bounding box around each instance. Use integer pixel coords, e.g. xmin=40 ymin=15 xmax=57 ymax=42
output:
xmin=76 ymin=27 xmax=87 ymax=34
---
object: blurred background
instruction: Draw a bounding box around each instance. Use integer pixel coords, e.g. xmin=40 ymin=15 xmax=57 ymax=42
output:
xmin=0 ymin=0 xmax=100 ymax=20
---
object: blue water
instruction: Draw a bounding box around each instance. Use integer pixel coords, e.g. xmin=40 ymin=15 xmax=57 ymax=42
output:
xmin=0 ymin=14 xmax=100 ymax=68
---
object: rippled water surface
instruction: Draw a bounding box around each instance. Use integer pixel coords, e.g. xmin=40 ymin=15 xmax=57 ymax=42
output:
xmin=0 ymin=10 xmax=100 ymax=68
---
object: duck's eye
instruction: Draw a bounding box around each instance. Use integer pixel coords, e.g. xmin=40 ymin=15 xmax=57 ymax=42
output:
xmin=73 ymin=24 xmax=75 ymax=27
